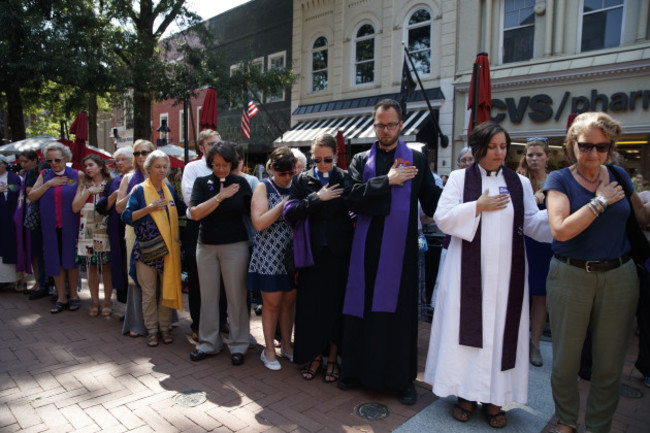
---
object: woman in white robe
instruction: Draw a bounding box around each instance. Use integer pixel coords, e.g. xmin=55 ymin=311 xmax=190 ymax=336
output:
xmin=423 ymin=122 xmax=552 ymax=428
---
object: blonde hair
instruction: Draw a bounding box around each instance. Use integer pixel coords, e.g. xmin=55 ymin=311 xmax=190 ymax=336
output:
xmin=565 ymin=112 xmax=622 ymax=163
xmin=132 ymin=139 xmax=155 ymax=171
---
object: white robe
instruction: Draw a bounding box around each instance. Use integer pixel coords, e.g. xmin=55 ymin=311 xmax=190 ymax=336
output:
xmin=423 ymin=166 xmax=552 ymax=406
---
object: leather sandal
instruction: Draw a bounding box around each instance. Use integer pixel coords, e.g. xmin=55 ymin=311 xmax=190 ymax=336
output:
xmin=323 ymin=361 xmax=339 ymax=383
xmin=160 ymin=331 xmax=173 ymax=344
xmin=484 ymin=406 xmax=507 ymax=429
xmin=147 ymin=334 xmax=159 ymax=347
xmin=451 ymin=398 xmax=477 ymax=422
xmin=50 ymin=301 xmax=68 ymax=314
xmin=300 ymin=357 xmax=322 ymax=381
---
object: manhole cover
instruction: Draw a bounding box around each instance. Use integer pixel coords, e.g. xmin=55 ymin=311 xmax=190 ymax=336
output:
xmin=354 ymin=402 xmax=390 ymax=420
xmin=620 ymin=384 xmax=644 ymax=399
xmin=174 ymin=390 xmax=207 ymax=407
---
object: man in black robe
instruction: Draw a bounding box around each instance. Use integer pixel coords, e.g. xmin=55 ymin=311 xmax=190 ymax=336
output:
xmin=339 ymin=99 xmax=441 ymax=404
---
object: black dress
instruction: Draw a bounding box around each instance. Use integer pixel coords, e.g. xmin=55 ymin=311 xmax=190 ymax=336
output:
xmin=285 ymin=166 xmax=354 ymax=365
xmin=340 ymin=145 xmax=441 ymax=392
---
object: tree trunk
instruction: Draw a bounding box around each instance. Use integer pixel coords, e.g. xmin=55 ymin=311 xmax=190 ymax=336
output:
xmin=133 ymin=86 xmax=152 ymax=143
xmin=88 ymin=92 xmax=98 ymax=148
xmin=5 ymin=86 xmax=25 ymax=141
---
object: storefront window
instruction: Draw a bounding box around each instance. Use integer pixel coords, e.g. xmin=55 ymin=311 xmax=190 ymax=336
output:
xmin=312 ymin=37 xmax=328 ymax=92
xmin=502 ymin=0 xmax=535 ymax=64
xmin=581 ymin=0 xmax=624 ymax=52
xmin=355 ymin=24 xmax=375 ymax=85
xmin=407 ymin=8 xmax=432 ymax=75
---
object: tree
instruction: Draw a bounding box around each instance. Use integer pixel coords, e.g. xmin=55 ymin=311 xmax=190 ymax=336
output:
xmin=108 ymin=0 xmax=203 ymax=141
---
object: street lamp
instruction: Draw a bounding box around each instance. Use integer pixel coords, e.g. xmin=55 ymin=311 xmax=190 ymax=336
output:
xmin=156 ymin=119 xmax=171 ymax=147
xmin=112 ymin=128 xmax=120 ymax=153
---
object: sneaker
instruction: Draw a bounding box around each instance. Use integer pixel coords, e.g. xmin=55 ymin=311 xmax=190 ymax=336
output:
xmin=260 ymin=350 xmax=281 ymax=371
xmin=530 ymin=341 xmax=543 ymax=367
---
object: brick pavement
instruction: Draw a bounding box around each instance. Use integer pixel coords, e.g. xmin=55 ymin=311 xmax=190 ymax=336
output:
xmin=1 ymin=282 xmax=647 ymax=432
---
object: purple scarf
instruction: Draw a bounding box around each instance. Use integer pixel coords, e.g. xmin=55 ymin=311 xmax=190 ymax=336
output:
xmin=460 ymin=163 xmax=525 ymax=371
xmin=40 ymin=166 xmax=79 ymax=276
xmin=343 ymin=140 xmax=412 ymax=318
xmin=283 ymin=198 xmax=314 ymax=269
xmin=14 ymin=172 xmax=31 ymax=272
xmin=128 ymin=169 xmax=146 ymax=193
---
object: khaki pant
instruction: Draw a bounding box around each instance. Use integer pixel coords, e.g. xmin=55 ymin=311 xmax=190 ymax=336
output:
xmin=196 ymin=241 xmax=250 ymax=355
xmin=546 ymin=257 xmax=638 ymax=433
xmin=135 ymin=261 xmax=172 ymax=335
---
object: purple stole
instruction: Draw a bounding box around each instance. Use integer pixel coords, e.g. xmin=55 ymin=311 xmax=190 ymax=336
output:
xmin=343 ymin=140 xmax=412 ymax=318
xmin=460 ymin=163 xmax=525 ymax=371
xmin=13 ymin=172 xmax=31 ymax=272
xmin=40 ymin=166 xmax=79 ymax=276
xmin=283 ymin=198 xmax=314 ymax=268
xmin=128 ymin=169 xmax=145 ymax=193
xmin=0 ymin=171 xmax=21 ymax=264
xmin=107 ymin=174 xmax=126 ymax=292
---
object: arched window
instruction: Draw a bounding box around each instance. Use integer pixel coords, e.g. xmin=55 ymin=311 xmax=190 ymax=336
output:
xmin=406 ymin=8 xmax=432 ymax=75
xmin=311 ymin=36 xmax=328 ymax=92
xmin=355 ymin=24 xmax=375 ymax=85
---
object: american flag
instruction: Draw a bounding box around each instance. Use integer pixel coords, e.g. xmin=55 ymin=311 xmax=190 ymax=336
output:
xmin=241 ymin=98 xmax=259 ymax=139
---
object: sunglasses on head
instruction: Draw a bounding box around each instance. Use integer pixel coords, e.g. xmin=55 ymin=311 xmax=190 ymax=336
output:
xmin=275 ymin=170 xmax=295 ymax=177
xmin=46 ymin=158 xmax=63 ymax=164
xmin=133 ymin=151 xmax=150 ymax=157
xmin=577 ymin=141 xmax=612 ymax=153
xmin=313 ymin=157 xmax=333 ymax=164
xmin=527 ymin=137 xmax=548 ymax=143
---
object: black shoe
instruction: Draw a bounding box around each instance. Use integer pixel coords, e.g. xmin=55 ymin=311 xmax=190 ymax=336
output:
xmin=190 ymin=349 xmax=210 ymax=362
xmin=337 ymin=378 xmax=359 ymax=391
xmin=397 ymin=383 xmax=417 ymax=405
xmin=29 ymin=289 xmax=49 ymax=300
xmin=231 ymin=353 xmax=245 ymax=366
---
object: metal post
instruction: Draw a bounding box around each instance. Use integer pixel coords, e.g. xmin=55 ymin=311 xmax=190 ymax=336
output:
xmin=471 ymin=62 xmax=481 ymax=131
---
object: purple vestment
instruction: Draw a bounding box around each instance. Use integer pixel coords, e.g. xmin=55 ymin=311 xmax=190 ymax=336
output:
xmin=13 ymin=172 xmax=31 ymax=272
xmin=40 ymin=167 xmax=80 ymax=276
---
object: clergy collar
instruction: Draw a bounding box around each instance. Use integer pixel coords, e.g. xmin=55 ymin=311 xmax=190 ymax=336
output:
xmin=478 ymin=164 xmax=503 ymax=177
xmin=54 ymin=168 xmax=66 ymax=176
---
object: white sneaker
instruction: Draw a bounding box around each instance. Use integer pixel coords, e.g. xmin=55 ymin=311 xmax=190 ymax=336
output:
xmin=260 ymin=350 xmax=281 ymax=371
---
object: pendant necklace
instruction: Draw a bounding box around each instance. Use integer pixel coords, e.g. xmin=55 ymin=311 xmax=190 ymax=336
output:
xmin=575 ymin=167 xmax=600 ymax=185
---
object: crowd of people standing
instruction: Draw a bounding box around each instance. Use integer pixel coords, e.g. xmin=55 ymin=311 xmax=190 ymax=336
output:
xmin=1 ymin=100 xmax=648 ymax=433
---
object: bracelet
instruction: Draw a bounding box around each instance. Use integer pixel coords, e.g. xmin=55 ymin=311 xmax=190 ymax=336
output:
xmin=593 ymin=195 xmax=608 ymax=210
xmin=590 ymin=199 xmax=605 ymax=214
xmin=586 ymin=202 xmax=600 ymax=217
xmin=215 ymin=195 xmax=221 ymax=203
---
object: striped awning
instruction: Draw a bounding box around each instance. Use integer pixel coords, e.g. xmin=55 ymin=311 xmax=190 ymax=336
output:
xmin=273 ymin=109 xmax=432 ymax=148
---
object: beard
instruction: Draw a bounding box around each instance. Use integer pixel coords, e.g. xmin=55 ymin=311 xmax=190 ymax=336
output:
xmin=378 ymin=133 xmax=399 ymax=149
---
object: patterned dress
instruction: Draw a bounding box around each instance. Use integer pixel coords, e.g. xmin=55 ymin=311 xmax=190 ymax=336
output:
xmin=247 ymin=179 xmax=293 ymax=292
xmin=77 ymin=181 xmax=111 ymax=265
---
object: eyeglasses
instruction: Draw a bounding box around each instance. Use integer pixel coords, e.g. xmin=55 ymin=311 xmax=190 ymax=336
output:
xmin=577 ymin=141 xmax=612 ymax=153
xmin=459 ymin=157 xmax=474 ymax=164
xmin=527 ymin=137 xmax=548 ymax=143
xmin=275 ymin=170 xmax=295 ymax=177
xmin=374 ymin=122 xmax=400 ymax=131
xmin=211 ymin=163 xmax=230 ymax=169
xmin=133 ymin=151 xmax=150 ymax=157
xmin=46 ymin=158 xmax=63 ymax=164
xmin=313 ymin=157 xmax=333 ymax=164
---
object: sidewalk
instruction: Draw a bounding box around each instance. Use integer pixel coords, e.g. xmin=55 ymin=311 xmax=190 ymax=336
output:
xmin=0 ymin=283 xmax=647 ymax=432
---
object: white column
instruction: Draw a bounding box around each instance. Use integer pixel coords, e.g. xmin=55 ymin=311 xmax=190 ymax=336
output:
xmin=544 ymin=0 xmax=554 ymax=57
xmin=554 ymin=0 xmax=565 ymax=55
xmin=638 ymin=0 xmax=649 ymax=42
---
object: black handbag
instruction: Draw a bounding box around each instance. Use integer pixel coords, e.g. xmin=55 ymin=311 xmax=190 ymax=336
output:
xmin=608 ymin=165 xmax=650 ymax=268
xmin=24 ymin=201 xmax=41 ymax=231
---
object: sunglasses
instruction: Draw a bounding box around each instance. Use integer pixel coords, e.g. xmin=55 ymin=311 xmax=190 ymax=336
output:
xmin=313 ymin=157 xmax=333 ymax=164
xmin=275 ymin=170 xmax=295 ymax=177
xmin=133 ymin=151 xmax=150 ymax=157
xmin=527 ymin=137 xmax=548 ymax=143
xmin=577 ymin=141 xmax=612 ymax=153
xmin=46 ymin=158 xmax=63 ymax=164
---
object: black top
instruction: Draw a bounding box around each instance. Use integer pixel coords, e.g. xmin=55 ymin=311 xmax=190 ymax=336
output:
xmin=190 ymin=173 xmax=252 ymax=245
xmin=25 ymin=162 xmax=50 ymax=188
xmin=285 ymin=166 xmax=354 ymax=258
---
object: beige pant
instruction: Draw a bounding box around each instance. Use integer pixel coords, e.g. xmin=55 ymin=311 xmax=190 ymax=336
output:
xmin=196 ymin=241 xmax=250 ymax=355
xmin=136 ymin=260 xmax=172 ymax=335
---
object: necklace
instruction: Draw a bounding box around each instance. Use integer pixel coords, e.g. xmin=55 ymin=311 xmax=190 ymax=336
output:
xmin=575 ymin=167 xmax=600 ymax=185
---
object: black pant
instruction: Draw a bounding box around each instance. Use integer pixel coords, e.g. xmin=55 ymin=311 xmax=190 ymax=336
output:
xmin=184 ymin=219 xmax=201 ymax=331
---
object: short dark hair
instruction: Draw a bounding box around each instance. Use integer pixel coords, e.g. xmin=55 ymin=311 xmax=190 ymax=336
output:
xmin=269 ymin=146 xmax=296 ymax=172
xmin=206 ymin=142 xmax=239 ymax=170
xmin=310 ymin=133 xmax=337 ymax=155
xmin=373 ymin=98 xmax=402 ymax=121
xmin=20 ymin=150 xmax=39 ymax=161
xmin=469 ymin=122 xmax=512 ymax=162
xmin=230 ymin=142 xmax=245 ymax=161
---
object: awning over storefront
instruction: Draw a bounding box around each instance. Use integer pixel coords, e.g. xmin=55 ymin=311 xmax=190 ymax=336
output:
xmin=274 ymin=88 xmax=444 ymax=148
xmin=274 ymin=109 xmax=433 ymax=147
